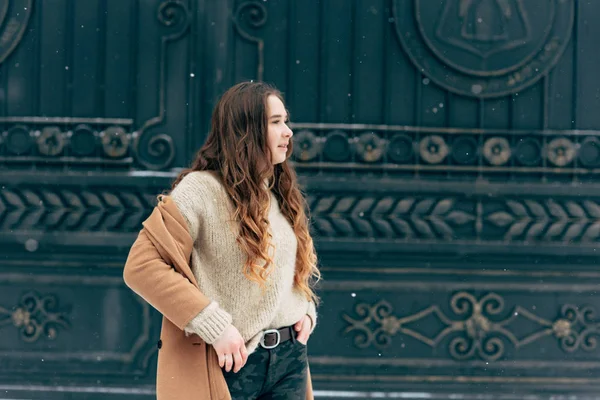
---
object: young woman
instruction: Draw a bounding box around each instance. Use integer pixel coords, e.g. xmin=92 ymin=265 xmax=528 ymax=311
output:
xmin=124 ymin=81 xmax=320 ymax=400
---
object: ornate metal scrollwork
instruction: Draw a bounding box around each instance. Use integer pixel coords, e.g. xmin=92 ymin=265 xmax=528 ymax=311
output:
xmin=233 ymin=1 xmax=268 ymax=81
xmin=132 ymin=0 xmax=191 ymax=170
xmin=557 ymin=305 xmax=600 ymax=353
xmin=343 ymin=292 xmax=600 ymax=361
xmin=157 ymin=0 xmax=189 ymax=28
xmin=0 ymin=292 xmax=70 ymax=343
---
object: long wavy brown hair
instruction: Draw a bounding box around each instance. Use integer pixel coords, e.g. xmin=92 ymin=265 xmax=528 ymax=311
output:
xmin=172 ymin=81 xmax=320 ymax=304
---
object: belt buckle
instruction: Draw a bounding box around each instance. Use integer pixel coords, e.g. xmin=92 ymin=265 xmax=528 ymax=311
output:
xmin=260 ymin=329 xmax=281 ymax=349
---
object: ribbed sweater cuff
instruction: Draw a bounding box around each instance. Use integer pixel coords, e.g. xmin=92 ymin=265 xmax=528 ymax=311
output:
xmin=184 ymin=301 xmax=232 ymax=344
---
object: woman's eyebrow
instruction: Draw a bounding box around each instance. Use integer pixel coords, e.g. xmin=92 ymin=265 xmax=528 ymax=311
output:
xmin=269 ymin=114 xmax=288 ymax=119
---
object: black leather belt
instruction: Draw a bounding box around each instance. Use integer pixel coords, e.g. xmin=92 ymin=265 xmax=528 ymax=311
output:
xmin=259 ymin=326 xmax=297 ymax=349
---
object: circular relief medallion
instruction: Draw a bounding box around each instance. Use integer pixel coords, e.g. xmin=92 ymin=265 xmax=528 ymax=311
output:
xmin=323 ymin=131 xmax=352 ymax=162
xmin=546 ymin=137 xmax=575 ymax=167
xmin=388 ymin=134 xmax=414 ymax=164
xmin=419 ymin=135 xmax=449 ymax=164
xmin=0 ymin=0 xmax=33 ymax=64
xmin=483 ymin=137 xmax=511 ymax=166
xmin=392 ymin=0 xmax=574 ymax=97
xmin=292 ymin=130 xmax=320 ymax=162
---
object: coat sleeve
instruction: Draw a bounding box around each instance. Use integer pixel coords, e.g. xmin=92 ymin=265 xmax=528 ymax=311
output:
xmin=123 ymin=228 xmax=231 ymax=333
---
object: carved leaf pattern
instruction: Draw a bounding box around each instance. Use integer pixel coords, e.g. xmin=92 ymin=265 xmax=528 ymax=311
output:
xmin=583 ymin=222 xmax=600 ymax=242
xmin=487 ymin=211 xmax=514 ymax=227
xmin=5 ymin=185 xmax=600 ymax=245
xmin=311 ymin=196 xmax=474 ymax=239
xmin=0 ymin=188 xmax=156 ymax=232
xmin=584 ymin=201 xmax=600 ymax=218
xmin=487 ymin=199 xmax=600 ymax=242
xmin=445 ymin=210 xmax=475 ymax=225
xmin=506 ymin=200 xmax=528 ymax=217
xmin=547 ymin=200 xmax=568 ymax=219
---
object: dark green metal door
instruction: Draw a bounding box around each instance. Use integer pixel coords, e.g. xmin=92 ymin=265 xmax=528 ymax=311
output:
xmin=1 ymin=0 xmax=600 ymax=398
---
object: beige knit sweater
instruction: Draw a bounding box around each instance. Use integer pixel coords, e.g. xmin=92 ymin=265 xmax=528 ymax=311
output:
xmin=170 ymin=171 xmax=317 ymax=354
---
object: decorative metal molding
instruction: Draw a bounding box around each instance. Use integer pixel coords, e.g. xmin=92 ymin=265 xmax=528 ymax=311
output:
xmin=308 ymin=196 xmax=474 ymax=240
xmin=290 ymin=123 xmax=600 ymax=179
xmin=391 ymin=0 xmax=575 ymax=98
xmin=0 ymin=117 xmax=134 ymax=125
xmin=487 ymin=199 xmax=600 ymax=242
xmin=309 ymin=355 xmax=600 ymax=369
xmin=0 ymin=123 xmax=134 ymax=165
xmin=310 ymin=373 xmax=600 ymax=386
xmin=3 ymin=181 xmax=600 ymax=245
xmin=309 ymin=194 xmax=600 ymax=243
xmin=0 ymin=1 xmax=190 ymax=171
xmin=0 ymin=187 xmax=156 ymax=232
xmin=131 ymin=0 xmax=191 ymax=170
xmin=0 ymin=292 xmax=70 ymax=343
xmin=233 ymin=1 xmax=267 ymax=81
xmin=0 ymin=0 xmax=33 ymax=64
xmin=343 ymin=292 xmax=600 ymax=361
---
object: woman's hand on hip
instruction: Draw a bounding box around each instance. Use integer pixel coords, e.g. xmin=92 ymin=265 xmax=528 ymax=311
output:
xmin=294 ymin=315 xmax=312 ymax=345
xmin=213 ymin=325 xmax=248 ymax=373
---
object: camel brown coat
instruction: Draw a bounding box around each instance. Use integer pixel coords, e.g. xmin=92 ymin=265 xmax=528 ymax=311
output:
xmin=123 ymin=195 xmax=314 ymax=400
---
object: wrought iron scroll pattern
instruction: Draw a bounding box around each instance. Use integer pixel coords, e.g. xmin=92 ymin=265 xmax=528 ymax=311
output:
xmin=132 ymin=1 xmax=191 ymax=170
xmin=343 ymin=292 xmax=600 ymax=361
xmin=233 ymin=1 xmax=267 ymax=81
xmin=0 ymin=292 xmax=71 ymax=343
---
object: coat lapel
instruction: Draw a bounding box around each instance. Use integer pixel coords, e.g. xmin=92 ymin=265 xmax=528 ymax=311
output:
xmin=143 ymin=196 xmax=199 ymax=288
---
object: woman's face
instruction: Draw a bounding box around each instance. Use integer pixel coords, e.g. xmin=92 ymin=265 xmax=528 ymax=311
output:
xmin=266 ymin=95 xmax=293 ymax=165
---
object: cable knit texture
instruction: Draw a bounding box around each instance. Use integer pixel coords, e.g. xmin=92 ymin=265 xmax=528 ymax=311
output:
xmin=171 ymin=171 xmax=317 ymax=354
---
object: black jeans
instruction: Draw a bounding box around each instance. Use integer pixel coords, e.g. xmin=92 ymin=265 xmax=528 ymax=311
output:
xmin=223 ymin=338 xmax=308 ymax=399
